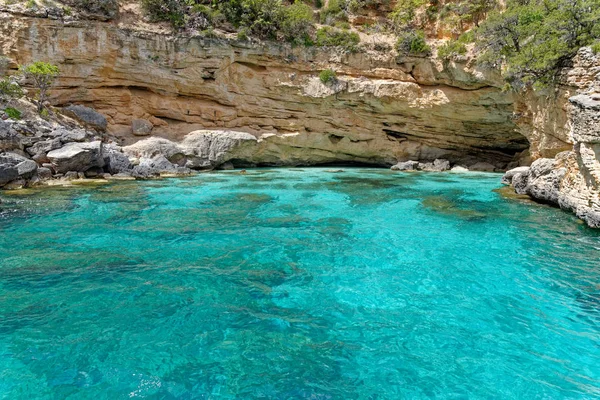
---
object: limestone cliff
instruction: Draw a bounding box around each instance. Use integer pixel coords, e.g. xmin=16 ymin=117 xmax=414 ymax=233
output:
xmin=0 ymin=11 xmax=531 ymax=168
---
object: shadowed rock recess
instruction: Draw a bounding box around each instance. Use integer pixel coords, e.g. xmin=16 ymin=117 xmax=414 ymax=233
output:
xmin=1 ymin=11 xmax=600 ymax=226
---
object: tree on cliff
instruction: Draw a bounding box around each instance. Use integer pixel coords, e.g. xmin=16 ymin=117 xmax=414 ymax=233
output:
xmin=18 ymin=62 xmax=60 ymax=114
xmin=476 ymin=0 xmax=600 ymax=87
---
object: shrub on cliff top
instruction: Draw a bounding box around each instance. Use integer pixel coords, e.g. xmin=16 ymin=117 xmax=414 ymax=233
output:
xmin=315 ymin=26 xmax=360 ymax=51
xmin=476 ymin=0 xmax=600 ymax=87
xmin=396 ymin=30 xmax=430 ymax=56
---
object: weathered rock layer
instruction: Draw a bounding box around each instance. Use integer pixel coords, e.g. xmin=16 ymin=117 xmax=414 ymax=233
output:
xmin=1 ymin=12 xmax=531 ymax=168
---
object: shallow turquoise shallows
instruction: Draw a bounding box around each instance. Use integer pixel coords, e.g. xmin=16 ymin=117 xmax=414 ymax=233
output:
xmin=1 ymin=168 xmax=600 ymax=399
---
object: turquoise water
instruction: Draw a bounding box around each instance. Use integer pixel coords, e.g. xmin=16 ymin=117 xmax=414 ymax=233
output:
xmin=1 ymin=168 xmax=600 ymax=399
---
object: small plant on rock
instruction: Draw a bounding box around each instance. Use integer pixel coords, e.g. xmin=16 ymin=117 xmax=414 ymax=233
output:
xmin=4 ymin=107 xmax=22 ymax=120
xmin=19 ymin=61 xmax=60 ymax=114
xmin=319 ymin=69 xmax=337 ymax=84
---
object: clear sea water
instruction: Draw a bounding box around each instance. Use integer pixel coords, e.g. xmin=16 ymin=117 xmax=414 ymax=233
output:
xmin=0 ymin=168 xmax=600 ymax=399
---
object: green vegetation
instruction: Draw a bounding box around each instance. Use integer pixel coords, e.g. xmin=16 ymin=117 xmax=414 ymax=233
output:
xmin=592 ymin=42 xmax=600 ymax=55
xmin=0 ymin=56 xmax=24 ymax=100
xmin=476 ymin=0 xmax=600 ymax=87
xmin=319 ymin=68 xmax=337 ymax=84
xmin=315 ymin=26 xmax=360 ymax=51
xmin=396 ymin=30 xmax=430 ymax=56
xmin=18 ymin=62 xmax=60 ymax=114
xmin=4 ymin=107 xmax=21 ymax=120
xmin=437 ymin=32 xmax=473 ymax=61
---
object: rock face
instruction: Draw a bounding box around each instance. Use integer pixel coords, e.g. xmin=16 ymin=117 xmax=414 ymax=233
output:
xmin=0 ymin=13 xmax=532 ymax=169
xmin=504 ymin=94 xmax=600 ymax=227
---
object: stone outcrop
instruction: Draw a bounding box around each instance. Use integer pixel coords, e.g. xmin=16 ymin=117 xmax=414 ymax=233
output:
xmin=504 ymin=94 xmax=600 ymax=227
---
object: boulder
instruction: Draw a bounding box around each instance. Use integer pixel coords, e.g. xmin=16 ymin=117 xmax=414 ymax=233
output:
xmin=131 ymin=119 xmax=153 ymax=136
xmin=64 ymin=171 xmax=79 ymax=180
xmin=26 ymin=138 xmax=62 ymax=156
xmin=391 ymin=160 xmax=419 ymax=171
xmin=419 ymin=159 xmax=451 ymax=172
xmin=132 ymin=155 xmax=190 ymax=178
xmin=47 ymin=141 xmax=104 ymax=173
xmin=501 ymin=166 xmax=530 ymax=185
xmin=103 ymin=145 xmax=132 ymax=174
xmin=123 ymin=137 xmax=183 ymax=162
xmin=37 ymin=167 xmax=53 ymax=181
xmin=469 ymin=162 xmax=497 ymax=172
xmin=450 ymin=166 xmax=469 ymax=173
xmin=0 ymin=163 xmax=19 ymax=186
xmin=180 ymin=130 xmax=257 ymax=169
xmin=16 ymin=159 xmax=38 ymax=179
xmin=63 ymin=105 xmax=108 ymax=131
xmin=0 ymin=120 xmax=23 ymax=151
xmin=51 ymin=127 xmax=91 ymax=143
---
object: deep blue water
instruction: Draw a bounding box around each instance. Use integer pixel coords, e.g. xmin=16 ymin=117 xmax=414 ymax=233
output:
xmin=0 ymin=168 xmax=600 ymax=399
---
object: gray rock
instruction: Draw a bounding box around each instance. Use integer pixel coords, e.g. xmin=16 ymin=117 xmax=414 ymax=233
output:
xmin=123 ymin=130 xmax=258 ymax=170
xmin=37 ymin=167 xmax=53 ymax=180
xmin=63 ymin=105 xmax=108 ymax=131
xmin=26 ymin=138 xmax=62 ymax=156
xmin=16 ymin=160 xmax=38 ymax=179
xmin=131 ymin=119 xmax=153 ymax=136
xmin=0 ymin=152 xmax=28 ymax=165
xmin=391 ymin=160 xmax=419 ymax=171
xmin=51 ymin=127 xmax=90 ymax=143
xmin=419 ymin=159 xmax=451 ymax=172
xmin=180 ymin=130 xmax=258 ymax=169
xmin=47 ymin=141 xmax=104 ymax=173
xmin=0 ymin=120 xmax=23 ymax=151
xmin=450 ymin=166 xmax=469 ymax=173
xmin=501 ymin=166 xmax=530 ymax=185
xmin=0 ymin=163 xmax=19 ymax=186
xmin=469 ymin=162 xmax=497 ymax=172
xmin=64 ymin=171 xmax=79 ymax=180
xmin=132 ymin=155 xmax=191 ymax=178
xmin=78 ymin=172 xmax=86 ymax=179
xmin=103 ymin=146 xmax=132 ymax=174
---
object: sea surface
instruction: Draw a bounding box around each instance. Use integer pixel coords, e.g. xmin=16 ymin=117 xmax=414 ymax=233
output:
xmin=0 ymin=168 xmax=599 ymax=399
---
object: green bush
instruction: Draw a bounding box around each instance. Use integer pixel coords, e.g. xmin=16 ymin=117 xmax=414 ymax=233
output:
xmin=396 ymin=30 xmax=430 ymax=56
xmin=0 ymin=79 xmax=23 ymax=99
xmin=389 ymin=0 xmax=425 ymax=28
xmin=319 ymin=69 xmax=337 ymax=84
xmin=438 ymin=39 xmax=467 ymax=61
xmin=315 ymin=26 xmax=360 ymax=51
xmin=141 ymin=0 xmax=187 ymax=28
xmin=476 ymin=0 xmax=600 ymax=87
xmin=592 ymin=42 xmax=600 ymax=54
xmin=282 ymin=1 xmax=314 ymax=44
xmin=4 ymin=107 xmax=21 ymax=120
